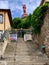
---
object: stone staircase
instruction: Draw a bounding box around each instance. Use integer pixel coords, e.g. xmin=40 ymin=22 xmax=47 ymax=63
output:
xmin=25 ymin=41 xmax=49 ymax=65
xmin=14 ymin=38 xmax=49 ymax=65
xmin=0 ymin=38 xmax=49 ymax=65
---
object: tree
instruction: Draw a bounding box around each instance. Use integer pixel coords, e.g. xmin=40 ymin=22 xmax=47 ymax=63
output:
xmin=12 ymin=18 xmax=22 ymax=28
xmin=22 ymin=14 xmax=32 ymax=29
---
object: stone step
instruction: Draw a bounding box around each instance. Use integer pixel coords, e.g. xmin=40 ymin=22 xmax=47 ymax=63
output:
xmin=0 ymin=61 xmax=7 ymax=65
xmin=6 ymin=60 xmax=48 ymax=65
xmin=4 ymin=43 xmax=17 ymax=55
xmin=0 ymin=61 xmax=48 ymax=65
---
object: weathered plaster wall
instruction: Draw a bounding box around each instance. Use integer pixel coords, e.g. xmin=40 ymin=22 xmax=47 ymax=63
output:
xmin=5 ymin=12 xmax=11 ymax=30
xmin=0 ymin=11 xmax=11 ymax=32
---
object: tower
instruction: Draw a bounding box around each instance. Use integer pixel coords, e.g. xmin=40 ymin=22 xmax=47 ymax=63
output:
xmin=22 ymin=4 xmax=27 ymax=18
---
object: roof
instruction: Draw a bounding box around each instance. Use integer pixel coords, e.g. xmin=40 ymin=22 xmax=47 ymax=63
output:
xmin=0 ymin=9 xmax=12 ymax=27
xmin=40 ymin=0 xmax=45 ymax=5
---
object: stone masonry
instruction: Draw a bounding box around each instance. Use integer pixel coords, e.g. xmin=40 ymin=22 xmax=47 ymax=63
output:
xmin=38 ymin=7 xmax=49 ymax=57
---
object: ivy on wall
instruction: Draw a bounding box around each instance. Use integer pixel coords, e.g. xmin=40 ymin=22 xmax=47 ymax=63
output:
xmin=32 ymin=4 xmax=48 ymax=34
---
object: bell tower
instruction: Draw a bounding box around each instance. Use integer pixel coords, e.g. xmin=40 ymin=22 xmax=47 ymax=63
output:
xmin=22 ymin=4 xmax=27 ymax=18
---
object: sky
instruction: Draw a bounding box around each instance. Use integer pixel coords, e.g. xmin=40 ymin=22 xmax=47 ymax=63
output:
xmin=0 ymin=0 xmax=42 ymax=19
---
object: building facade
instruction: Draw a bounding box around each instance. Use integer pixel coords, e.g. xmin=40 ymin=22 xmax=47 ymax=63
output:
xmin=0 ymin=9 xmax=12 ymax=39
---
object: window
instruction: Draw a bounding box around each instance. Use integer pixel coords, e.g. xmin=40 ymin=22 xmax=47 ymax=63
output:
xmin=0 ymin=14 xmax=3 ymax=23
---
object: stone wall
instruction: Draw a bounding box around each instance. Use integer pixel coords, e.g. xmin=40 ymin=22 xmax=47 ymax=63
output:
xmin=38 ymin=8 xmax=49 ymax=57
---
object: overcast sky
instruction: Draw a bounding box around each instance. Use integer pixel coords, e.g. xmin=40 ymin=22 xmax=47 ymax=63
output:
xmin=0 ymin=0 xmax=41 ymax=18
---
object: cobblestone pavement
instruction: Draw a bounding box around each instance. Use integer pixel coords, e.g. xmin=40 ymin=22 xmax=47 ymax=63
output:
xmin=0 ymin=38 xmax=49 ymax=65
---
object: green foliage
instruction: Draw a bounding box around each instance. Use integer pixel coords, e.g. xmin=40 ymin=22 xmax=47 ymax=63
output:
xmin=45 ymin=2 xmax=49 ymax=6
xmin=12 ymin=2 xmax=48 ymax=34
xmin=22 ymin=14 xmax=32 ymax=29
xmin=32 ymin=4 xmax=48 ymax=34
xmin=12 ymin=14 xmax=32 ymax=29
xmin=12 ymin=18 xmax=22 ymax=28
